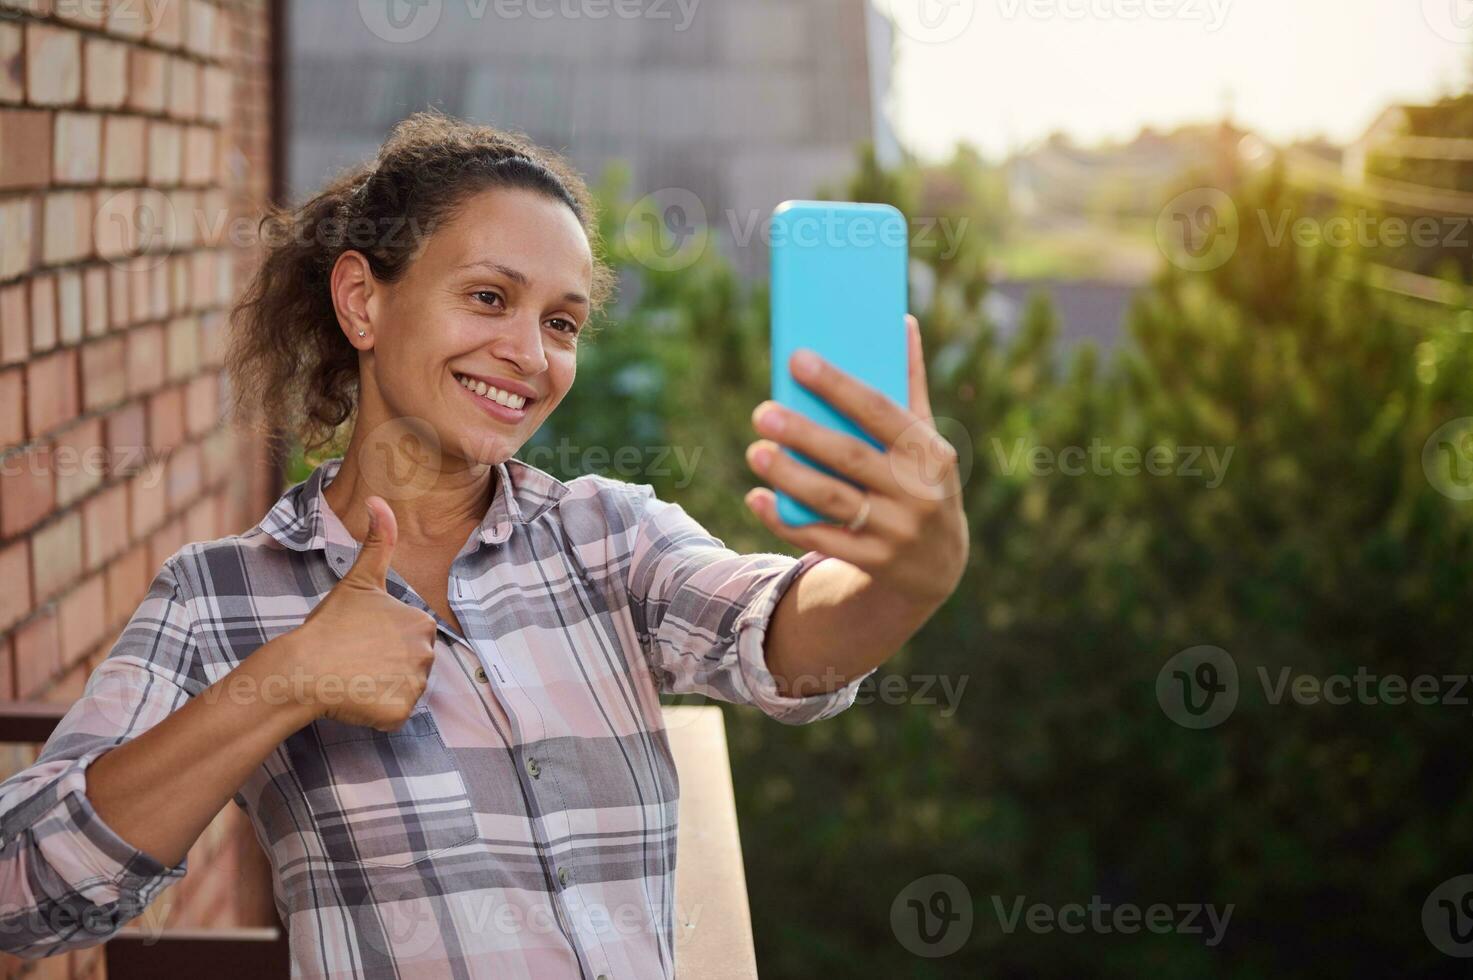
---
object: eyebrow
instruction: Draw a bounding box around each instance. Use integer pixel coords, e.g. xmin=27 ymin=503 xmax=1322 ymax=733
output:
xmin=454 ymin=259 xmax=588 ymax=306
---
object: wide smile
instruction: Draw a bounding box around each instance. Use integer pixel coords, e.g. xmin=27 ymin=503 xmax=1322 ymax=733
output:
xmin=453 ymin=371 xmax=533 ymax=423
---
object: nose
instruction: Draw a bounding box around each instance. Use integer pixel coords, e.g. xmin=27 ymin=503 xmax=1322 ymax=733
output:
xmin=487 ymin=310 xmax=549 ymax=377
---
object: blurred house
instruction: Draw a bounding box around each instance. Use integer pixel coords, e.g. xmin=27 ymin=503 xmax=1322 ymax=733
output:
xmin=285 ymin=0 xmax=901 ymax=280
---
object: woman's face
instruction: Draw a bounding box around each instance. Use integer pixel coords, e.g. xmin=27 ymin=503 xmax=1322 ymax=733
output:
xmin=345 ymin=185 xmax=594 ymax=470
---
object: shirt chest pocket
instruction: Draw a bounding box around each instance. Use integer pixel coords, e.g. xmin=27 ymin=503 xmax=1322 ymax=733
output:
xmin=284 ymin=708 xmax=480 ymax=869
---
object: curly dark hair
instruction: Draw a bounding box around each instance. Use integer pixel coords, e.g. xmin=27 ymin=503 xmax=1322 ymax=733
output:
xmin=226 ymin=108 xmax=616 ymax=452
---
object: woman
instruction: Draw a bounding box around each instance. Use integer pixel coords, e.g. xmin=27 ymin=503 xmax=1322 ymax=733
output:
xmin=0 ymin=110 xmax=967 ymax=977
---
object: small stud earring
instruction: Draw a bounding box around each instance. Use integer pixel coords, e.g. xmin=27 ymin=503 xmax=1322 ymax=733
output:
xmin=357 ymin=329 xmax=366 ymax=337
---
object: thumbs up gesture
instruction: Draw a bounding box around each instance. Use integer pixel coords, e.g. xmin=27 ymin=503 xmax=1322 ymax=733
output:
xmin=290 ymin=497 xmax=440 ymax=731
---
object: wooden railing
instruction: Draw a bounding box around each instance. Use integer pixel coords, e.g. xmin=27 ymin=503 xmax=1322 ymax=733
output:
xmin=0 ymin=701 xmax=758 ymax=978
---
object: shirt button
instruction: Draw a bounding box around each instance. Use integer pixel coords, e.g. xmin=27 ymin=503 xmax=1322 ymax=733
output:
xmin=474 ymin=666 xmax=488 ymax=683
xmin=557 ymin=866 xmax=571 ymax=886
xmin=525 ymin=757 xmax=540 ymax=779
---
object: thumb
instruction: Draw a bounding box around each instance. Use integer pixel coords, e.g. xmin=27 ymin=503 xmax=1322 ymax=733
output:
xmin=343 ymin=496 xmax=397 ymax=589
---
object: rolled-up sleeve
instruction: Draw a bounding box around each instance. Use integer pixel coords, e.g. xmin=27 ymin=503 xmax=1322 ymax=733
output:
xmin=623 ymin=483 xmax=875 ymax=725
xmin=0 ymin=561 xmax=196 ymax=958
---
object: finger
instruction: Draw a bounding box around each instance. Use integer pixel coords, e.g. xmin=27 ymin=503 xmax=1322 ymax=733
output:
xmin=790 ymin=348 xmax=916 ymax=450
xmin=750 ymin=402 xmax=898 ymax=496
xmin=743 ymin=488 xmax=890 ymax=568
xmin=746 ymin=440 xmax=906 ymax=538
xmin=906 ymin=314 xmax=935 ymax=422
xmin=343 ymin=496 xmax=397 ymax=589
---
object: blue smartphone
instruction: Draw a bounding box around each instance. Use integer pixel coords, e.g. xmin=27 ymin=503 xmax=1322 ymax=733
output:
xmin=769 ymin=200 xmax=909 ymax=527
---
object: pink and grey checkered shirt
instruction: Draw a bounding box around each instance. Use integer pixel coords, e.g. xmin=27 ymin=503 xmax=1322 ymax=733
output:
xmin=0 ymin=455 xmax=872 ymax=978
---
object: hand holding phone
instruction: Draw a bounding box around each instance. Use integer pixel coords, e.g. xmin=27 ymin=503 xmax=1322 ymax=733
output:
xmin=768 ymin=200 xmax=910 ymax=527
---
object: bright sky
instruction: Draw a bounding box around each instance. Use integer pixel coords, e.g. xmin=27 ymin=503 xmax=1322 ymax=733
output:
xmin=887 ymin=0 xmax=1473 ymax=161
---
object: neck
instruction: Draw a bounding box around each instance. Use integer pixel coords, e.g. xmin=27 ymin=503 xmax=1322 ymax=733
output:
xmin=322 ymin=416 xmax=497 ymax=550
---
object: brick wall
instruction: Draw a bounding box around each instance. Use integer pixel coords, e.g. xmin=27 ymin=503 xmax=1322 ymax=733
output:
xmin=0 ymin=0 xmax=279 ymax=976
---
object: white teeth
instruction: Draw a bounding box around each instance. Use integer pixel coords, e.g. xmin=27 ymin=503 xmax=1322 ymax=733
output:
xmin=456 ymin=374 xmax=527 ymax=410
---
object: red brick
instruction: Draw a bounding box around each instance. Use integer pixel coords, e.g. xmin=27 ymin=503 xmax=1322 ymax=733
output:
xmin=0 ymin=195 xmax=35 ymax=281
xmin=83 ymin=37 xmax=127 ymax=109
xmin=166 ymin=316 xmax=198 ymax=379
xmin=0 ymin=444 xmax=54 ymax=536
xmin=25 ymin=23 xmax=82 ymax=107
xmin=32 ymin=510 xmax=82 ymax=603
xmin=183 ymin=126 xmax=215 ymax=186
xmin=0 ymin=538 xmax=31 ymax=631
xmin=201 ymin=64 xmax=229 ymax=123
xmin=42 ymin=190 xmax=92 ymax=265
xmin=107 ymin=260 xmax=130 ymax=329
xmin=148 ymin=385 xmax=185 ymax=454
xmin=0 ymin=22 xmax=22 ymax=105
xmin=185 ymin=491 xmax=217 ymax=543
xmin=166 ymin=440 xmax=201 ymax=508
xmin=129 ymin=462 xmax=165 ymax=536
xmin=52 ymin=416 xmax=103 ymax=507
xmin=104 ymin=542 xmax=149 ymax=626
xmin=57 ymin=267 xmax=83 ymax=345
xmin=0 ymin=365 xmax=22 ymax=449
xmin=167 ymin=58 xmax=196 ymax=121
xmin=185 ymin=371 xmax=217 ymax=438
xmin=79 ymin=334 xmax=126 ymax=412
xmin=149 ymin=514 xmax=187 ymax=571
xmin=106 ymin=0 xmax=147 ymax=39
xmin=82 ymin=265 xmax=108 ymax=337
xmin=14 ymin=605 xmax=60 ymax=699
xmin=146 ymin=121 xmax=181 ymax=185
xmin=148 ymin=0 xmax=183 ymax=48
xmin=58 ymin=574 xmax=105 ymax=667
xmin=0 ymin=281 xmax=25 ymax=365
xmin=0 ymin=634 xmax=12 ymax=701
xmin=53 ymin=0 xmax=105 ymax=28
xmin=84 ymin=480 xmax=129 ymax=571
xmin=41 ymin=654 xmax=88 ymax=704
xmin=28 ymin=273 xmax=55 ymax=351
xmin=105 ymin=401 xmax=145 ymax=472
xmin=101 ymin=114 xmax=145 ymax=183
xmin=125 ymin=47 xmax=165 ymax=113
xmin=125 ymin=322 xmax=164 ymax=395
xmin=54 ymin=111 xmax=101 ymax=184
xmin=0 ymin=109 xmax=52 ymax=189
xmin=25 ymin=347 xmax=78 ymax=438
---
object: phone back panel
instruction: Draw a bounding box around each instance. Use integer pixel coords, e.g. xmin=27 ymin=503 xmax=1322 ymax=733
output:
xmin=769 ymin=200 xmax=909 ymax=527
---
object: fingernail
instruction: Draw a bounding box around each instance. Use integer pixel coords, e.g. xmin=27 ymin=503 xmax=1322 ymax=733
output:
xmin=792 ymin=350 xmax=819 ymax=379
xmin=751 ymin=445 xmax=773 ymax=470
xmin=755 ymin=405 xmax=785 ymax=434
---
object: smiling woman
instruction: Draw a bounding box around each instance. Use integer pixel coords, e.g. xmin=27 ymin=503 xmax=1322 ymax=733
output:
xmin=0 ymin=109 xmax=970 ymax=980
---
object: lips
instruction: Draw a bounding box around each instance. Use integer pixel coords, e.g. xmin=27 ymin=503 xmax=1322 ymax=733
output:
xmin=452 ymin=372 xmax=533 ymax=410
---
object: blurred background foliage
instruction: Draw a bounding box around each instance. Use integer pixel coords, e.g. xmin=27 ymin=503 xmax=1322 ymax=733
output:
xmin=550 ymin=139 xmax=1473 ymax=977
xmin=281 ymin=117 xmax=1473 ymax=976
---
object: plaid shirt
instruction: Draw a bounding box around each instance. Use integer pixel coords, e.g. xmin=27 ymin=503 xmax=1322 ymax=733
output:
xmin=0 ymin=455 xmax=873 ymax=977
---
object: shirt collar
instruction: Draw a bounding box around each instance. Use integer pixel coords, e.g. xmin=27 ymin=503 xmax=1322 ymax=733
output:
xmin=258 ymin=455 xmax=573 ymax=560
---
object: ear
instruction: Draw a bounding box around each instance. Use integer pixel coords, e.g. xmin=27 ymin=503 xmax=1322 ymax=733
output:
xmin=330 ymin=249 xmax=378 ymax=350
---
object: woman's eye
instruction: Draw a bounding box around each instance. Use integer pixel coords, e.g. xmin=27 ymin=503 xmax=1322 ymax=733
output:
xmin=548 ymin=318 xmax=579 ymax=335
xmin=473 ymin=290 xmax=503 ymax=308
